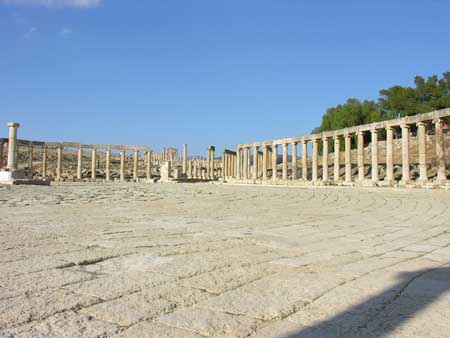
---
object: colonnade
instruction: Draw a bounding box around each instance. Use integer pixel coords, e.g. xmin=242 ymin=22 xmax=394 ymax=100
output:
xmin=0 ymin=123 xmax=153 ymax=182
xmin=234 ymin=108 xmax=449 ymax=187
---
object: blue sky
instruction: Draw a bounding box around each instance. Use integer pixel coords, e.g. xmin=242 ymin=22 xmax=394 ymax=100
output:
xmin=1 ymin=0 xmax=449 ymax=155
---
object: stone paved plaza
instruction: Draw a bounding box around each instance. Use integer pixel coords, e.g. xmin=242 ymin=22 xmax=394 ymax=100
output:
xmin=1 ymin=183 xmax=450 ymax=338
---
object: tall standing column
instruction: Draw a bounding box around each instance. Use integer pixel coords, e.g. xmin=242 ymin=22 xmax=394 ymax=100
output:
xmin=291 ymin=142 xmax=297 ymax=180
xmin=120 ymin=150 xmax=125 ymax=182
xmin=386 ymin=126 xmax=394 ymax=183
xmin=401 ymin=124 xmax=411 ymax=183
xmin=357 ymin=131 xmax=365 ymax=181
xmin=243 ymin=147 xmax=248 ymax=180
xmin=345 ymin=133 xmax=352 ymax=183
xmin=262 ymin=146 xmax=268 ymax=181
xmin=133 ymin=150 xmax=139 ymax=180
xmin=312 ymin=139 xmax=318 ymax=181
xmin=236 ymin=148 xmax=241 ymax=179
xmin=402 ymin=124 xmax=410 ymax=183
xmin=6 ymin=122 xmax=20 ymax=170
xmin=42 ymin=146 xmax=47 ymax=178
xmin=417 ymin=122 xmax=427 ymax=182
xmin=434 ymin=119 xmax=447 ymax=182
xmin=322 ymin=137 xmax=329 ymax=182
xmin=77 ymin=147 xmax=83 ymax=180
xmin=222 ymin=151 xmax=226 ymax=179
xmin=106 ymin=148 xmax=111 ymax=182
xmin=253 ymin=146 xmax=258 ymax=180
xmin=206 ymin=148 xmax=211 ymax=179
xmin=182 ymin=144 xmax=188 ymax=175
xmin=334 ymin=136 xmax=340 ymax=183
xmin=91 ymin=148 xmax=97 ymax=180
xmin=302 ymin=140 xmax=308 ymax=180
xmin=246 ymin=147 xmax=250 ymax=179
xmin=371 ymin=129 xmax=379 ymax=182
xmin=147 ymin=150 xmax=152 ymax=179
xmin=56 ymin=146 xmax=62 ymax=181
xmin=0 ymin=140 xmax=4 ymax=168
xmin=272 ymin=144 xmax=278 ymax=182
xmin=28 ymin=144 xmax=34 ymax=177
xmin=282 ymin=143 xmax=288 ymax=180
xmin=210 ymin=146 xmax=215 ymax=179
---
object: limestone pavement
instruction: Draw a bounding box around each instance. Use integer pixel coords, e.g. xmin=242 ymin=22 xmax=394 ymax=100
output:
xmin=0 ymin=183 xmax=450 ymax=337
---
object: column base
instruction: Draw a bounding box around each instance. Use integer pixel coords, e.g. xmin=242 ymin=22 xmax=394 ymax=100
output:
xmin=398 ymin=180 xmax=415 ymax=188
xmin=0 ymin=169 xmax=50 ymax=186
xmin=378 ymin=180 xmax=396 ymax=187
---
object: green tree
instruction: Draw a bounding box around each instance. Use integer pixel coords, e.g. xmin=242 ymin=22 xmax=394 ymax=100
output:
xmin=314 ymin=72 xmax=450 ymax=133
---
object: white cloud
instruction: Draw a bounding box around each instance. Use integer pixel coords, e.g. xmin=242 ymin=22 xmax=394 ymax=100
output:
xmin=60 ymin=27 xmax=72 ymax=38
xmin=23 ymin=26 xmax=37 ymax=38
xmin=1 ymin=0 xmax=101 ymax=8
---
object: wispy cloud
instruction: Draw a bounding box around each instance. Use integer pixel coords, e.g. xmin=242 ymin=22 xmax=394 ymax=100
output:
xmin=59 ymin=27 xmax=72 ymax=38
xmin=1 ymin=0 xmax=101 ymax=8
xmin=23 ymin=26 xmax=37 ymax=38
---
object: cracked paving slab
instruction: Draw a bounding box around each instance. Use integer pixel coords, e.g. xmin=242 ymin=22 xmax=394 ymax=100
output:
xmin=1 ymin=183 xmax=450 ymax=337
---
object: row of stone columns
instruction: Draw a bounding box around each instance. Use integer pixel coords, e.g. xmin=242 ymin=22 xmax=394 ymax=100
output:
xmin=53 ymin=146 xmax=153 ymax=182
xmin=222 ymin=150 xmax=237 ymax=179
xmin=235 ymin=118 xmax=447 ymax=185
xmin=1 ymin=122 xmax=154 ymax=182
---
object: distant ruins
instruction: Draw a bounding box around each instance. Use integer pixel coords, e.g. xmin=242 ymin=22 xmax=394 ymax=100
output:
xmin=0 ymin=108 xmax=449 ymax=188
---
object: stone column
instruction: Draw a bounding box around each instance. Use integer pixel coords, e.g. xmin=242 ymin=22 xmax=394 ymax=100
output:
xmin=236 ymin=148 xmax=241 ymax=179
xmin=182 ymin=144 xmax=187 ymax=175
xmin=312 ymin=139 xmax=318 ymax=181
xmin=357 ymin=131 xmax=365 ymax=181
xmin=345 ymin=133 xmax=352 ymax=183
xmin=106 ymin=148 xmax=111 ymax=181
xmin=42 ymin=146 xmax=47 ymax=178
xmin=56 ymin=146 xmax=62 ymax=181
xmin=246 ymin=147 xmax=250 ymax=179
xmin=6 ymin=122 xmax=20 ymax=170
xmin=133 ymin=150 xmax=139 ymax=180
xmin=322 ymin=137 xmax=329 ymax=182
xmin=302 ymin=140 xmax=308 ymax=180
xmin=272 ymin=144 xmax=278 ymax=182
xmin=206 ymin=148 xmax=211 ymax=179
xmin=146 ymin=151 xmax=152 ymax=179
xmin=291 ymin=142 xmax=297 ymax=180
xmin=401 ymin=124 xmax=410 ymax=183
xmin=91 ymin=148 xmax=97 ymax=180
xmin=120 ymin=150 xmax=125 ymax=182
xmin=252 ymin=146 xmax=258 ymax=180
xmin=334 ymin=136 xmax=340 ymax=183
xmin=415 ymin=122 xmax=427 ymax=182
xmin=212 ymin=147 xmax=216 ymax=179
xmin=371 ymin=129 xmax=378 ymax=182
xmin=434 ymin=119 xmax=447 ymax=182
xmin=0 ymin=140 xmax=4 ymax=168
xmin=262 ymin=146 xmax=268 ymax=181
xmin=28 ymin=144 xmax=34 ymax=177
xmin=386 ymin=126 xmax=394 ymax=182
xmin=282 ymin=143 xmax=288 ymax=180
xmin=77 ymin=147 xmax=83 ymax=180
xmin=222 ymin=151 xmax=226 ymax=179
xmin=243 ymin=147 xmax=248 ymax=180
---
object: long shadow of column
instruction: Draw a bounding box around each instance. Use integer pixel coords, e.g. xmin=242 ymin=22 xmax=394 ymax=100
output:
xmin=283 ymin=266 xmax=450 ymax=338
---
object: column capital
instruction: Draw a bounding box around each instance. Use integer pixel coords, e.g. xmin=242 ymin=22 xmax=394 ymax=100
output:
xmin=433 ymin=118 xmax=444 ymax=125
xmin=333 ymin=135 xmax=341 ymax=140
xmin=7 ymin=122 xmax=20 ymax=128
xmin=400 ymin=123 xmax=411 ymax=129
xmin=370 ymin=128 xmax=378 ymax=134
xmin=386 ymin=125 xmax=394 ymax=131
xmin=357 ymin=130 xmax=365 ymax=136
xmin=323 ymin=136 xmax=329 ymax=141
xmin=416 ymin=121 xmax=427 ymax=127
xmin=301 ymin=139 xmax=308 ymax=145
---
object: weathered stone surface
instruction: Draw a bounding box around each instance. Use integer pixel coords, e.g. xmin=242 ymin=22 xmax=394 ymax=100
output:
xmin=0 ymin=183 xmax=449 ymax=337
